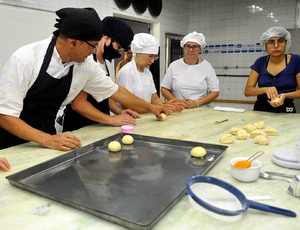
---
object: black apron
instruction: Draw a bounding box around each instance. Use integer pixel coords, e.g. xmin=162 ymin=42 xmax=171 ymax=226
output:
xmin=62 ymin=55 xmax=110 ymax=132
xmin=0 ymin=37 xmax=73 ymax=149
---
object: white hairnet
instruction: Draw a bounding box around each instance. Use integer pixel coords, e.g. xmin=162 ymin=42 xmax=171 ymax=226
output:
xmin=260 ymin=26 xmax=291 ymax=51
xmin=180 ymin=31 xmax=207 ymax=49
xmin=131 ymin=33 xmax=159 ymax=54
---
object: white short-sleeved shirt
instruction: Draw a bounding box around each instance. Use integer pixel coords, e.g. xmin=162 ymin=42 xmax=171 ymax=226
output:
xmin=117 ymin=58 xmax=156 ymax=103
xmin=0 ymin=37 xmax=118 ymax=117
xmin=161 ymin=58 xmax=219 ymax=100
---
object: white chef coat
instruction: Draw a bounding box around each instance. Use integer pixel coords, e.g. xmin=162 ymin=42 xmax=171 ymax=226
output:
xmin=161 ymin=58 xmax=219 ymax=100
xmin=117 ymin=59 xmax=156 ymax=103
xmin=0 ymin=37 xmax=118 ymax=117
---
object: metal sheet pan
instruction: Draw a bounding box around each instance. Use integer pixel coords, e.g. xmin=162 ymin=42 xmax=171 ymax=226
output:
xmin=6 ymin=133 xmax=228 ymax=229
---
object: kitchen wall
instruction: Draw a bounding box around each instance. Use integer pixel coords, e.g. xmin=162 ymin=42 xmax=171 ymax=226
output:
xmin=0 ymin=0 xmax=298 ymax=111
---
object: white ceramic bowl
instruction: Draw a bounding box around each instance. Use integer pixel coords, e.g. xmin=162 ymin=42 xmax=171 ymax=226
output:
xmin=230 ymin=157 xmax=262 ymax=182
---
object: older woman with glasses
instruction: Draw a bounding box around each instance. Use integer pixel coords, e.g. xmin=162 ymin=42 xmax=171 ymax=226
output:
xmin=244 ymin=26 xmax=300 ymax=113
xmin=161 ymin=31 xmax=219 ymax=109
xmin=117 ymin=33 xmax=183 ymax=113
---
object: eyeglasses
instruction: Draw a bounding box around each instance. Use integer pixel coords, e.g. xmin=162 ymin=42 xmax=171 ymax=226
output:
xmin=112 ymin=39 xmax=125 ymax=53
xmin=184 ymin=44 xmax=201 ymax=50
xmin=148 ymin=55 xmax=159 ymax=61
xmin=84 ymin=41 xmax=98 ymax=53
xmin=266 ymin=38 xmax=286 ymax=47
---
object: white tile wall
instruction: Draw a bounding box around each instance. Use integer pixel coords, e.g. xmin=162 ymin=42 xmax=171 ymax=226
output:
xmin=0 ymin=0 xmax=297 ymax=107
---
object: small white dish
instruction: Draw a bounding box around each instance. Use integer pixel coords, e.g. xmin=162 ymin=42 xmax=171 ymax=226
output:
xmin=230 ymin=157 xmax=262 ymax=182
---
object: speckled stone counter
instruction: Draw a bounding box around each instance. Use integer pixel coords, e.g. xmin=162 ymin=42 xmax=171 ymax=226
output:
xmin=1 ymin=107 xmax=299 ymax=230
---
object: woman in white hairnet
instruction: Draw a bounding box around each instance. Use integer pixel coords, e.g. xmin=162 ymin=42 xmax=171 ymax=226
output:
xmin=117 ymin=33 xmax=183 ymax=113
xmin=161 ymin=31 xmax=219 ymax=109
xmin=244 ymin=26 xmax=300 ymax=113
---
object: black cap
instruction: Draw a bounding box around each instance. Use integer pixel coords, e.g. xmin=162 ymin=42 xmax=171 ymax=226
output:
xmin=53 ymin=7 xmax=103 ymax=41
xmin=102 ymin=16 xmax=133 ymax=49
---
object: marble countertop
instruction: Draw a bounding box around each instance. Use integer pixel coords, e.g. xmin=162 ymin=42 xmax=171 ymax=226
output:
xmin=1 ymin=107 xmax=300 ymax=230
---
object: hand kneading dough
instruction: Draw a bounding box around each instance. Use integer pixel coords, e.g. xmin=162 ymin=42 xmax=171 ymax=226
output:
xmin=250 ymin=129 xmax=267 ymax=138
xmin=236 ymin=129 xmax=248 ymax=140
xmin=122 ymin=135 xmax=134 ymax=145
xmin=230 ymin=127 xmax=240 ymax=136
xmin=254 ymin=135 xmax=269 ymax=145
xmin=254 ymin=121 xmax=265 ymax=129
xmin=265 ymin=127 xmax=277 ymax=136
xmin=108 ymin=141 xmax=121 ymax=152
xmin=191 ymin=146 xmax=207 ymax=158
xmin=220 ymin=134 xmax=234 ymax=144
xmin=271 ymin=98 xmax=280 ymax=103
xmin=243 ymin=124 xmax=257 ymax=133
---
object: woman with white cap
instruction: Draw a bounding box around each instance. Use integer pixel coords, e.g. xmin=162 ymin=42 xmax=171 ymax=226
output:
xmin=117 ymin=33 xmax=183 ymax=113
xmin=161 ymin=31 xmax=219 ymax=109
xmin=244 ymin=26 xmax=300 ymax=113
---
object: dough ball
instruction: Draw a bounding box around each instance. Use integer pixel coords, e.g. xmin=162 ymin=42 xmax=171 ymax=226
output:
xmin=236 ymin=129 xmax=248 ymax=140
xmin=220 ymin=134 xmax=234 ymax=144
xmin=243 ymin=124 xmax=257 ymax=133
xmin=159 ymin=113 xmax=167 ymax=121
xmin=122 ymin=135 xmax=134 ymax=145
xmin=265 ymin=127 xmax=277 ymax=136
xmin=191 ymin=146 xmax=207 ymax=158
xmin=230 ymin=127 xmax=240 ymax=136
xmin=271 ymin=98 xmax=280 ymax=103
xmin=250 ymin=129 xmax=267 ymax=138
xmin=108 ymin=141 xmax=121 ymax=152
xmin=254 ymin=135 xmax=269 ymax=145
xmin=254 ymin=121 xmax=265 ymax=129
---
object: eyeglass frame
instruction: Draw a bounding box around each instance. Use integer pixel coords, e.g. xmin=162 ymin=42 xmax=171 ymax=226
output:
xmin=266 ymin=38 xmax=287 ymax=47
xmin=83 ymin=40 xmax=98 ymax=53
xmin=111 ymin=38 xmax=125 ymax=53
xmin=148 ymin=54 xmax=159 ymax=61
xmin=184 ymin=44 xmax=201 ymax=50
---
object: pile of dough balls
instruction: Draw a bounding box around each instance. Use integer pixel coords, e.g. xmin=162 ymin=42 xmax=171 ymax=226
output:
xmin=108 ymin=135 xmax=135 ymax=152
xmin=219 ymin=121 xmax=277 ymax=145
xmin=191 ymin=146 xmax=207 ymax=158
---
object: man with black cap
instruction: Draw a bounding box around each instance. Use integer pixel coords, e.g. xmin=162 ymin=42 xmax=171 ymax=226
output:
xmin=62 ymin=16 xmax=140 ymax=132
xmin=0 ymin=7 xmax=167 ymax=151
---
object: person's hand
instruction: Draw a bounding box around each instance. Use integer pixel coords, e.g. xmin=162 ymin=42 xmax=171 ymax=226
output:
xmin=0 ymin=157 xmax=11 ymax=171
xmin=42 ymin=133 xmax=82 ymax=151
xmin=120 ymin=109 xmax=141 ymax=119
xmin=265 ymin=87 xmax=279 ymax=101
xmin=184 ymin=99 xmax=199 ymax=109
xmin=108 ymin=114 xmax=137 ymax=126
xmin=163 ymin=99 xmax=185 ymax=112
xmin=149 ymin=104 xmax=169 ymax=120
xmin=268 ymin=94 xmax=285 ymax=107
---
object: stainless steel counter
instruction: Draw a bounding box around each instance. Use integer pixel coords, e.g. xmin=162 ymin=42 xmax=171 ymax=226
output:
xmin=1 ymin=107 xmax=299 ymax=230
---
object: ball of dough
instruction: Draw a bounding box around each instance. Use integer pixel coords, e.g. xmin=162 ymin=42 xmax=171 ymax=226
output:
xmin=191 ymin=146 xmax=207 ymax=158
xmin=220 ymin=134 xmax=234 ymax=144
xmin=271 ymin=98 xmax=280 ymax=103
xmin=250 ymin=129 xmax=267 ymax=138
xmin=108 ymin=141 xmax=121 ymax=152
xmin=230 ymin=127 xmax=240 ymax=136
xmin=254 ymin=135 xmax=269 ymax=145
xmin=122 ymin=135 xmax=134 ymax=145
xmin=243 ymin=124 xmax=257 ymax=133
xmin=159 ymin=113 xmax=167 ymax=121
xmin=236 ymin=129 xmax=248 ymax=140
xmin=254 ymin=121 xmax=265 ymax=129
xmin=265 ymin=127 xmax=277 ymax=136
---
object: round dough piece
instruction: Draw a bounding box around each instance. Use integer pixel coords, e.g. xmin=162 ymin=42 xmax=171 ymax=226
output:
xmin=122 ymin=135 xmax=134 ymax=145
xmin=243 ymin=124 xmax=257 ymax=133
xmin=230 ymin=127 xmax=240 ymax=136
xmin=236 ymin=129 xmax=248 ymax=140
xmin=265 ymin=127 xmax=277 ymax=136
xmin=220 ymin=134 xmax=234 ymax=144
xmin=254 ymin=135 xmax=269 ymax=145
xmin=159 ymin=113 xmax=167 ymax=121
xmin=191 ymin=146 xmax=207 ymax=158
xmin=250 ymin=129 xmax=267 ymax=138
xmin=271 ymin=98 xmax=280 ymax=103
xmin=108 ymin=141 xmax=121 ymax=152
xmin=254 ymin=121 xmax=265 ymax=129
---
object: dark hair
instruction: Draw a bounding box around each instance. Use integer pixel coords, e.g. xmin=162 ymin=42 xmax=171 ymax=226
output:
xmin=125 ymin=47 xmax=131 ymax=52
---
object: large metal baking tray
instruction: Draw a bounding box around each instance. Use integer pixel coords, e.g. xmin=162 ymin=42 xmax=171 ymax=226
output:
xmin=6 ymin=133 xmax=227 ymax=229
